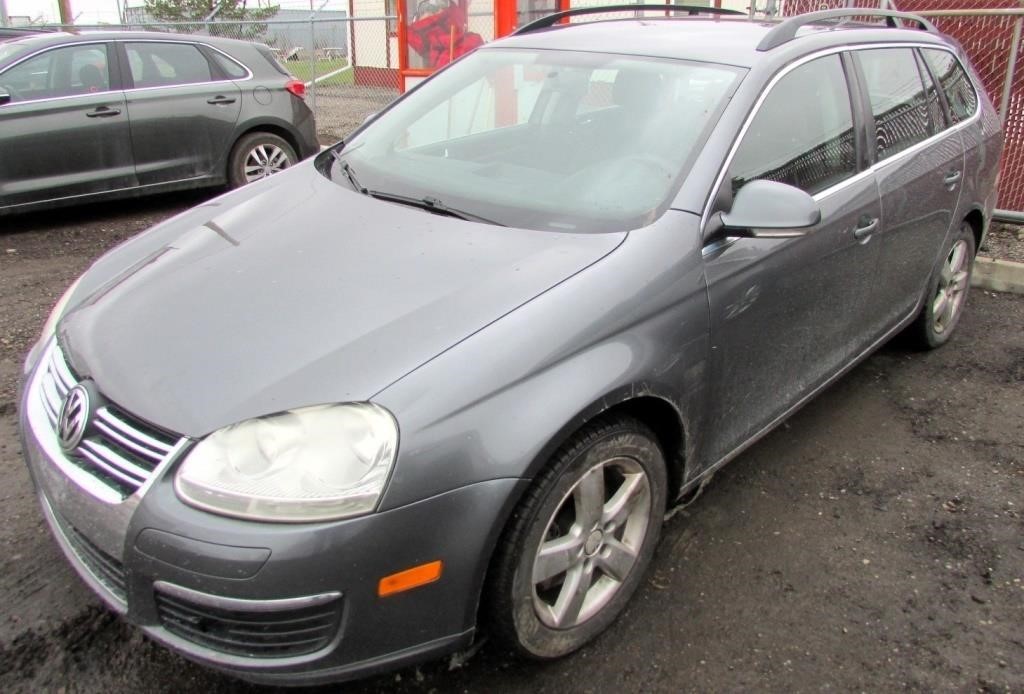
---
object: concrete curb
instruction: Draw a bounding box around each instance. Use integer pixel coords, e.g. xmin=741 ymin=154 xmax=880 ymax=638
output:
xmin=972 ymin=257 xmax=1024 ymax=295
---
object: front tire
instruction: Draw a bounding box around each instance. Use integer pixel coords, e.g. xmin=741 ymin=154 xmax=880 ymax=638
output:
xmin=228 ymin=132 xmax=297 ymax=188
xmin=906 ymin=222 xmax=976 ymax=349
xmin=487 ymin=416 xmax=667 ymax=659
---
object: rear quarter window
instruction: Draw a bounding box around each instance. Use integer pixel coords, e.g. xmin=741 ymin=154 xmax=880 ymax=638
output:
xmin=209 ymin=50 xmax=249 ymax=79
xmin=921 ymin=48 xmax=979 ymax=124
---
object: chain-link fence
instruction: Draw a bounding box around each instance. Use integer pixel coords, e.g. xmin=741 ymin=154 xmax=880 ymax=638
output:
xmin=783 ymin=0 xmax=1024 ymax=215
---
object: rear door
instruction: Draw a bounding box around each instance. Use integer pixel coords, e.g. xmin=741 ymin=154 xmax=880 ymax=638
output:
xmin=700 ymin=52 xmax=882 ymax=467
xmin=853 ymin=46 xmax=965 ymax=336
xmin=0 ymin=42 xmax=135 ymax=209
xmin=118 ymin=40 xmax=242 ymax=185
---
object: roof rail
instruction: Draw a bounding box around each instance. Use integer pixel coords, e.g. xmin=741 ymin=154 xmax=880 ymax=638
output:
xmin=757 ymin=8 xmax=938 ymax=52
xmin=513 ymin=4 xmax=745 ymax=36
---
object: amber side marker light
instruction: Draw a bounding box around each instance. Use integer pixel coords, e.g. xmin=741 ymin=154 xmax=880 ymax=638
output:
xmin=378 ymin=560 xmax=443 ymax=597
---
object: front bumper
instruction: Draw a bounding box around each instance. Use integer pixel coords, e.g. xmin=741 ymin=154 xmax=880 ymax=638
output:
xmin=19 ymin=352 xmax=526 ymax=685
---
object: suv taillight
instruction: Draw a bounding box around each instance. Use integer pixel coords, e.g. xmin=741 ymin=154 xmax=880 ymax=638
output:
xmin=286 ymin=79 xmax=306 ymax=99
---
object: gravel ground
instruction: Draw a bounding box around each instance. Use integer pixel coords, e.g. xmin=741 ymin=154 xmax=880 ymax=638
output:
xmin=1 ymin=197 xmax=1022 ymax=693
xmin=981 ymin=223 xmax=1024 ymax=264
xmin=309 ymin=84 xmax=399 ymax=143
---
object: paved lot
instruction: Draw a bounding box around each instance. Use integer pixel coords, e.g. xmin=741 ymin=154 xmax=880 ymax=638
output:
xmin=1 ymin=194 xmax=1022 ymax=693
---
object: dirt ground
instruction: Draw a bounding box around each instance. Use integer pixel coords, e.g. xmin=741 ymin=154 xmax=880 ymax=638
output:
xmin=0 ymin=193 xmax=1022 ymax=693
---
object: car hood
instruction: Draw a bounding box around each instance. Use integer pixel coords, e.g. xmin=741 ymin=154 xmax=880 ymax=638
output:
xmin=57 ymin=165 xmax=625 ymax=437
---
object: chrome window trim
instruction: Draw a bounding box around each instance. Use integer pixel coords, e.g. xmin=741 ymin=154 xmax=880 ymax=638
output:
xmin=700 ymin=42 xmax=982 ymax=234
xmin=0 ymin=37 xmax=252 ymax=107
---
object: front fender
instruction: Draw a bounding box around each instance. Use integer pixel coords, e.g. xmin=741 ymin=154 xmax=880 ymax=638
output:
xmin=373 ymin=210 xmax=711 ymax=513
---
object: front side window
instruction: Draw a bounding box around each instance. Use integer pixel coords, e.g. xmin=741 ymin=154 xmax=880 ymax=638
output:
xmin=857 ymin=48 xmax=935 ymax=161
xmin=921 ymin=48 xmax=979 ymax=124
xmin=329 ymin=48 xmax=742 ymax=232
xmin=0 ymin=44 xmax=110 ymax=102
xmin=729 ymin=54 xmax=856 ymax=197
xmin=125 ymin=42 xmax=213 ymax=88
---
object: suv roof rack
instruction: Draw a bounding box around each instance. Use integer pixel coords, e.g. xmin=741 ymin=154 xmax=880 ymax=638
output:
xmin=757 ymin=8 xmax=938 ymax=52
xmin=513 ymin=4 xmax=744 ymax=36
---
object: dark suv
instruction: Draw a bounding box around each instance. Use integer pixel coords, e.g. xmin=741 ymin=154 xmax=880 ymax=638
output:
xmin=18 ymin=6 xmax=1002 ymax=686
xmin=0 ymin=30 xmax=319 ymax=215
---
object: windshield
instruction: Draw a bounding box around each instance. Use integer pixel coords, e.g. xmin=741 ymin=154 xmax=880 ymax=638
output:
xmin=324 ymin=48 xmax=742 ymax=232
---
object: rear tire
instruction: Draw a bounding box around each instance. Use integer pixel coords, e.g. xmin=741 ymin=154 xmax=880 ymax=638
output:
xmin=486 ymin=416 xmax=667 ymax=659
xmin=227 ymin=132 xmax=297 ymax=188
xmin=906 ymin=222 xmax=976 ymax=350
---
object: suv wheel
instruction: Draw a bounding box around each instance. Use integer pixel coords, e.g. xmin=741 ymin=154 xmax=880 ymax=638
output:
xmin=228 ymin=132 xmax=297 ymax=188
xmin=487 ymin=416 xmax=667 ymax=659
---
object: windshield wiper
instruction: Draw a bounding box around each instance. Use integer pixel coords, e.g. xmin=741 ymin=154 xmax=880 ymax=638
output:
xmin=366 ymin=190 xmax=504 ymax=226
xmin=336 ymin=157 xmax=367 ymax=195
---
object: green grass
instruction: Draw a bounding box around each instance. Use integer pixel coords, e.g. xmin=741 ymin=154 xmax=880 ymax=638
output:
xmin=285 ymin=58 xmax=353 ymax=86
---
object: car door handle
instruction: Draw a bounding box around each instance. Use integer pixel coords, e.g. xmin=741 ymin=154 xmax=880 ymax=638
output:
xmin=85 ymin=106 xmax=121 ymax=118
xmin=853 ymin=217 xmax=878 ymax=240
xmin=944 ymin=170 xmax=962 ymax=186
xmin=207 ymin=96 xmax=237 ymax=105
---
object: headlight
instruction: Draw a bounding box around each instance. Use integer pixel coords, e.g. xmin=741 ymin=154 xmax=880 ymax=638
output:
xmin=25 ymin=277 xmax=82 ymax=372
xmin=175 ymin=403 xmax=399 ymax=523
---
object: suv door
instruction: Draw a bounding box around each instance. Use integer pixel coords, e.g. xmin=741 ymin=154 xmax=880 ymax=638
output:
xmin=853 ymin=47 xmax=965 ymax=336
xmin=700 ymin=52 xmax=882 ymax=466
xmin=0 ymin=42 xmax=135 ymax=209
xmin=118 ymin=41 xmax=242 ymax=185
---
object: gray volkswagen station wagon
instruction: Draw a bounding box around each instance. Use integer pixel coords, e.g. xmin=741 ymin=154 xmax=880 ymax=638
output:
xmin=18 ymin=6 xmax=1002 ymax=685
xmin=0 ymin=30 xmax=319 ymax=215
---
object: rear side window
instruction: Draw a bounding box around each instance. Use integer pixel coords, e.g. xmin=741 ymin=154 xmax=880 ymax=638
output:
xmin=0 ymin=44 xmax=110 ymax=102
xmin=921 ymin=48 xmax=979 ymax=124
xmin=729 ymin=54 xmax=856 ymax=196
xmin=857 ymin=48 xmax=935 ymax=161
xmin=126 ymin=42 xmax=213 ymax=88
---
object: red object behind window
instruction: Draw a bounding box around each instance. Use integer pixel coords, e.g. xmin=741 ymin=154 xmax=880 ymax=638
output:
xmin=286 ymin=79 xmax=306 ymax=98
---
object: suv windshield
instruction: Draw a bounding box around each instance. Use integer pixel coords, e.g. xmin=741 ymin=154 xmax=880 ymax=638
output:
xmin=324 ymin=48 xmax=742 ymax=232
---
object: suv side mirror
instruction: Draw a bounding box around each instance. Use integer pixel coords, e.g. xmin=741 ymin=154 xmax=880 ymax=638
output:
xmin=717 ymin=180 xmax=821 ymax=238
xmin=0 ymin=89 xmax=11 ymax=106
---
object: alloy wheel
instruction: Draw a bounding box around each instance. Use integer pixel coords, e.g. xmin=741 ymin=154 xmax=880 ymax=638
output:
xmin=243 ymin=144 xmax=291 ymax=182
xmin=932 ymin=239 xmax=970 ymax=334
xmin=530 ymin=456 xmax=652 ymax=629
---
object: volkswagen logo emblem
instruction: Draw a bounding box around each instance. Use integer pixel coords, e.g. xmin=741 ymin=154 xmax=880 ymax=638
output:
xmin=57 ymin=384 xmax=91 ymax=453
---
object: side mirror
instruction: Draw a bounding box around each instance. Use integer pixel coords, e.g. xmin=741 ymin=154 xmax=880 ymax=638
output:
xmin=0 ymin=89 xmax=11 ymax=106
xmin=717 ymin=180 xmax=821 ymax=238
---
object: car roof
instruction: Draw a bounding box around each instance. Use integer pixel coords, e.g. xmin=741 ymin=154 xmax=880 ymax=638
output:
xmin=492 ymin=17 xmax=952 ymax=68
xmin=0 ymin=29 xmax=256 ymax=54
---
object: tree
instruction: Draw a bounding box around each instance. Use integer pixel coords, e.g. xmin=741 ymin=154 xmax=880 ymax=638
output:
xmin=143 ymin=1 xmax=278 ymax=39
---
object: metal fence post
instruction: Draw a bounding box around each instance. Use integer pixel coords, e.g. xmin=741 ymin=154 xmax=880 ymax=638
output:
xmin=309 ymin=14 xmax=318 ymax=118
xmin=1000 ymin=15 xmax=1022 ymax=125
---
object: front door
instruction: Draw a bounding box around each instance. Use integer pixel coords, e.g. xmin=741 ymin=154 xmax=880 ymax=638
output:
xmin=0 ymin=42 xmax=135 ymax=210
xmin=700 ymin=52 xmax=882 ymax=467
xmin=118 ymin=41 xmax=242 ymax=185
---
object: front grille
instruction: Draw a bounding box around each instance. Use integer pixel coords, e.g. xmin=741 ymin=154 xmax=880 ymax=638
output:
xmin=155 ymin=590 xmax=342 ymax=658
xmin=37 ymin=343 xmax=185 ymax=499
xmin=52 ymin=510 xmax=127 ymax=604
